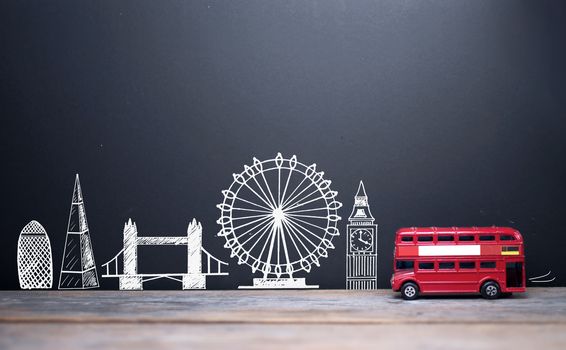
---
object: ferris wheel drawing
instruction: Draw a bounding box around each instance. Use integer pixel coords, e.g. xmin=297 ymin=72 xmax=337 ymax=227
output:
xmin=217 ymin=153 xmax=342 ymax=289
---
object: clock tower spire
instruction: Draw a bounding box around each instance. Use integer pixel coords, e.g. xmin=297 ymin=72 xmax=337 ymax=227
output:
xmin=349 ymin=181 xmax=374 ymax=225
xmin=346 ymin=180 xmax=378 ymax=290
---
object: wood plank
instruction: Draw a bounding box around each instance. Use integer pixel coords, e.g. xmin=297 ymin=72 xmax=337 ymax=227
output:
xmin=1 ymin=323 xmax=565 ymax=350
xmin=1 ymin=288 xmax=565 ymax=349
xmin=1 ymin=288 xmax=565 ymax=324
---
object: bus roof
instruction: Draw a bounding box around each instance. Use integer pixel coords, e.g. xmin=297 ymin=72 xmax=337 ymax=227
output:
xmin=396 ymin=226 xmax=521 ymax=237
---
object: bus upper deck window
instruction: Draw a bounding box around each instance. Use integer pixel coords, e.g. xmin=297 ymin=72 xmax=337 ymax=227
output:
xmin=500 ymin=235 xmax=516 ymax=241
xmin=458 ymin=235 xmax=475 ymax=241
xmin=479 ymin=235 xmax=495 ymax=241
xmin=401 ymin=236 xmax=414 ymax=242
xmin=438 ymin=235 xmax=454 ymax=242
xmin=417 ymin=236 xmax=433 ymax=242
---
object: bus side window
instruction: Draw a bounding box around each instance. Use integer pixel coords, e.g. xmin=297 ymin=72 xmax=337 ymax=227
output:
xmin=438 ymin=262 xmax=455 ymax=269
xmin=458 ymin=235 xmax=475 ymax=242
xmin=418 ymin=262 xmax=434 ymax=270
xmin=459 ymin=261 xmax=476 ymax=269
xmin=438 ymin=235 xmax=454 ymax=242
xmin=500 ymin=235 xmax=515 ymax=241
xmin=480 ymin=261 xmax=496 ymax=269
xmin=479 ymin=235 xmax=495 ymax=241
xmin=401 ymin=236 xmax=414 ymax=242
xmin=396 ymin=260 xmax=414 ymax=270
xmin=418 ymin=236 xmax=433 ymax=242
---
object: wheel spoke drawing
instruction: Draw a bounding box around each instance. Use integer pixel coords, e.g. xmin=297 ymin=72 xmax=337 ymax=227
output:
xmin=285 ymin=206 xmax=332 ymax=214
xmin=282 ymin=181 xmax=317 ymax=208
xmin=243 ymin=181 xmax=275 ymax=210
xmin=284 ymin=217 xmax=323 ymax=248
xmin=217 ymin=153 xmax=342 ymax=289
xmin=234 ymin=196 xmax=273 ymax=212
xmin=235 ymin=216 xmax=273 ymax=241
xmin=281 ymin=219 xmax=309 ymax=260
xmin=286 ymin=213 xmax=331 ymax=220
xmin=286 ymin=214 xmax=330 ymax=233
xmin=232 ymin=207 xmax=272 ymax=214
xmin=231 ymin=213 xmax=272 ymax=221
xmin=242 ymin=219 xmax=274 ymax=249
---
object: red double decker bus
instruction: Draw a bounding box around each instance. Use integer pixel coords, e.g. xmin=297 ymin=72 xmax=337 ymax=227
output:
xmin=391 ymin=227 xmax=526 ymax=300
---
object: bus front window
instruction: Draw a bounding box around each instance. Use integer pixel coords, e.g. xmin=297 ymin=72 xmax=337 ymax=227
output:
xmin=395 ymin=260 xmax=414 ymax=270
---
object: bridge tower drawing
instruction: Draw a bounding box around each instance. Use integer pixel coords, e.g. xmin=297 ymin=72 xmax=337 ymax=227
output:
xmin=102 ymin=218 xmax=228 ymax=290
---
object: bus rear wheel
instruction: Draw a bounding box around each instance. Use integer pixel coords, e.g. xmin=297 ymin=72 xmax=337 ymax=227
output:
xmin=480 ymin=281 xmax=501 ymax=299
xmin=401 ymin=282 xmax=419 ymax=300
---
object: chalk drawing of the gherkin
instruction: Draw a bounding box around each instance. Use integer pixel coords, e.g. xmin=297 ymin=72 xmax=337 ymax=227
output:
xmin=17 ymin=220 xmax=53 ymax=289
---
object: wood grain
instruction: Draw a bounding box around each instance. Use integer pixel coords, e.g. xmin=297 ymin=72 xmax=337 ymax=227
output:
xmin=1 ymin=288 xmax=565 ymax=349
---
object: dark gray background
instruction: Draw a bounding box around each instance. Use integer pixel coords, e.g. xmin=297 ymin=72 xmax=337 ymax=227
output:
xmin=1 ymin=0 xmax=565 ymax=290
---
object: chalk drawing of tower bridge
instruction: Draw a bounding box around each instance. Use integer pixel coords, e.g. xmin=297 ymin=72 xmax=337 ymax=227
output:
xmin=102 ymin=219 xmax=228 ymax=290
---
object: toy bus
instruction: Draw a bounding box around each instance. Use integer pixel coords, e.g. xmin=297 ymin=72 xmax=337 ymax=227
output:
xmin=391 ymin=227 xmax=526 ymax=300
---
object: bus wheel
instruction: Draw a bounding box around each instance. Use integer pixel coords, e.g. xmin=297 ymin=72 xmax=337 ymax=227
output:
xmin=401 ymin=282 xmax=419 ymax=300
xmin=481 ymin=281 xmax=501 ymax=299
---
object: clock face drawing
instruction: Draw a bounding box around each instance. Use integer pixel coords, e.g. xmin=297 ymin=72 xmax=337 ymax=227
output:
xmin=350 ymin=228 xmax=373 ymax=252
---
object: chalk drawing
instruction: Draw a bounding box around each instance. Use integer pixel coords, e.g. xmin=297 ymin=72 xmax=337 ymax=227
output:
xmin=217 ymin=152 xmax=342 ymax=289
xmin=59 ymin=174 xmax=100 ymax=289
xmin=346 ymin=180 xmax=378 ymax=290
xmin=17 ymin=221 xmax=53 ymax=289
xmin=102 ymin=218 xmax=228 ymax=290
xmin=529 ymin=271 xmax=556 ymax=283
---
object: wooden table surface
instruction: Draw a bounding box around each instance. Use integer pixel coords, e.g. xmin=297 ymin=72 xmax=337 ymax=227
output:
xmin=1 ymin=288 xmax=565 ymax=349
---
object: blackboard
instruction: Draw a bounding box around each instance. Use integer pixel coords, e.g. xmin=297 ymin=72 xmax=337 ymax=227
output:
xmin=2 ymin=0 xmax=565 ymax=290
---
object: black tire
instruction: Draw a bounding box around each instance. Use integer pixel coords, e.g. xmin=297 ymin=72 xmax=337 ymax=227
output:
xmin=480 ymin=281 xmax=501 ymax=299
xmin=401 ymin=282 xmax=419 ymax=300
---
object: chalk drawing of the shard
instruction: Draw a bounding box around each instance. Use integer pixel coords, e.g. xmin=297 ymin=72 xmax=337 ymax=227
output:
xmin=17 ymin=220 xmax=53 ymax=289
xmin=58 ymin=174 xmax=100 ymax=289
xmin=102 ymin=218 xmax=228 ymax=290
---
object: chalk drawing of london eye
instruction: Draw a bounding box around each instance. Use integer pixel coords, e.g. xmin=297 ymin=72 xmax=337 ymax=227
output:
xmin=217 ymin=153 xmax=342 ymax=289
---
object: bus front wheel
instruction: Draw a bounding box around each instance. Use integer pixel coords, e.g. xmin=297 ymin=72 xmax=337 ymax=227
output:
xmin=480 ymin=281 xmax=501 ymax=299
xmin=401 ymin=282 xmax=419 ymax=300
